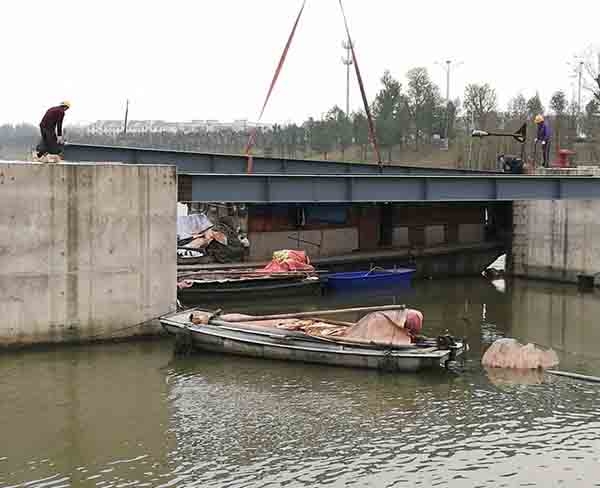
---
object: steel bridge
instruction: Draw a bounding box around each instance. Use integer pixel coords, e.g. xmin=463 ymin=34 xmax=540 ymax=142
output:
xmin=64 ymin=144 xmax=600 ymax=203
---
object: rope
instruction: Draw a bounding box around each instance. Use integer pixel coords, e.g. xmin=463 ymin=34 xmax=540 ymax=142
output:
xmin=338 ymin=0 xmax=383 ymax=167
xmin=245 ymin=0 xmax=307 ymax=173
xmin=84 ymin=308 xmax=179 ymax=341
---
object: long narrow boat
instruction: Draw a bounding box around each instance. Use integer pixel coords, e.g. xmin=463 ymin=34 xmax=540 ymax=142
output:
xmin=177 ymin=271 xmax=321 ymax=303
xmin=160 ymin=307 xmax=467 ymax=372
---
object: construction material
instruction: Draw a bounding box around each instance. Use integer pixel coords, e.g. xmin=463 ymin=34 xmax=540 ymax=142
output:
xmin=471 ymin=123 xmax=527 ymax=143
xmin=220 ymin=304 xmax=407 ymax=323
xmin=547 ymin=370 xmax=600 ymax=384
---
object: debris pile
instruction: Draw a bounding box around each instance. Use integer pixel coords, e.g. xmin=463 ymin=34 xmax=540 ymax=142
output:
xmin=177 ymin=213 xmax=249 ymax=264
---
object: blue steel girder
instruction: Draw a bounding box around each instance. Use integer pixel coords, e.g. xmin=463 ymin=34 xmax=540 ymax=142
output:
xmin=63 ymin=143 xmax=500 ymax=176
xmin=186 ymin=173 xmax=600 ymax=203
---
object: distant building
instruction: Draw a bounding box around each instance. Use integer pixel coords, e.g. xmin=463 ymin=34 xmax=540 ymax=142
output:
xmin=86 ymin=120 xmax=123 ymax=136
xmin=84 ymin=119 xmax=274 ymax=136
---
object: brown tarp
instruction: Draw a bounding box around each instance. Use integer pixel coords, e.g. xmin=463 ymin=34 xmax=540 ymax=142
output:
xmin=336 ymin=310 xmax=412 ymax=346
xmin=192 ymin=309 xmax=416 ymax=347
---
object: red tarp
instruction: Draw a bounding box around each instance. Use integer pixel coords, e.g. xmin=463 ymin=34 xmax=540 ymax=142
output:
xmin=260 ymin=250 xmax=315 ymax=273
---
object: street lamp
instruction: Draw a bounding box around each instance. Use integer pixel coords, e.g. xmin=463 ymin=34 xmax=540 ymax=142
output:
xmin=435 ymin=59 xmax=463 ymax=143
xmin=342 ymin=40 xmax=354 ymax=116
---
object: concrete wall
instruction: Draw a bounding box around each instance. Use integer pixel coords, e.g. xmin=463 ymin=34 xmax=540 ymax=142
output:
xmin=512 ymin=199 xmax=600 ymax=283
xmin=391 ymin=223 xmax=484 ymax=248
xmin=458 ymin=223 xmax=485 ymax=244
xmin=392 ymin=227 xmax=409 ymax=247
xmin=248 ymin=228 xmax=359 ymax=261
xmin=0 ymin=162 xmax=177 ymax=347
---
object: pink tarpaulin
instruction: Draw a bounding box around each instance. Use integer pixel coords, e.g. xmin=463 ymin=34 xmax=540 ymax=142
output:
xmin=482 ymin=338 xmax=559 ymax=370
xmin=191 ymin=308 xmax=424 ymax=347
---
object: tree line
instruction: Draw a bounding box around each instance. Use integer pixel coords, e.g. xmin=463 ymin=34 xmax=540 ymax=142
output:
xmin=2 ymin=63 xmax=599 ymax=167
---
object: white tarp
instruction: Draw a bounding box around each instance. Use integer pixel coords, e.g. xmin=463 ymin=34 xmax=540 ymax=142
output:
xmin=485 ymin=254 xmax=506 ymax=273
xmin=177 ymin=202 xmax=188 ymax=217
xmin=177 ymin=213 xmax=213 ymax=240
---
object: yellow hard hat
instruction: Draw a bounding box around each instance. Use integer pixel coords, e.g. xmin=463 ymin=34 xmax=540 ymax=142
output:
xmin=60 ymin=101 xmax=71 ymax=109
xmin=534 ymin=114 xmax=544 ymax=124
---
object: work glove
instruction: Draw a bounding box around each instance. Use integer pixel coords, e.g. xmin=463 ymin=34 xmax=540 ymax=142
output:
xmin=57 ymin=136 xmax=64 ymax=144
xmin=541 ymin=141 xmax=546 ymax=146
xmin=534 ymin=138 xmax=538 ymax=143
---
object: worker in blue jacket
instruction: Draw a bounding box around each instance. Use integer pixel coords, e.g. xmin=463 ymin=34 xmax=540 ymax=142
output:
xmin=534 ymin=114 xmax=552 ymax=167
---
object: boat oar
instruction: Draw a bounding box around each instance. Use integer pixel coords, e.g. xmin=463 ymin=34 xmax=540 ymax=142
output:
xmin=547 ymin=370 xmax=600 ymax=384
xmin=304 ymin=317 xmax=355 ymax=327
xmin=222 ymin=304 xmax=406 ymax=323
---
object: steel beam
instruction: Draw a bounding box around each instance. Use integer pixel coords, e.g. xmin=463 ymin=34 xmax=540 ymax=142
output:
xmin=187 ymin=173 xmax=600 ymax=203
xmin=64 ymin=143 xmax=499 ymax=176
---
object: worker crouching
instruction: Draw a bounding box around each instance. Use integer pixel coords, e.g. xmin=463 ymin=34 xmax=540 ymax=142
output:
xmin=36 ymin=101 xmax=70 ymax=162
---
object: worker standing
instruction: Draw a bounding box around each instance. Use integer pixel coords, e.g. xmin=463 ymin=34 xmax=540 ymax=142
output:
xmin=534 ymin=114 xmax=552 ymax=168
xmin=37 ymin=101 xmax=70 ymax=159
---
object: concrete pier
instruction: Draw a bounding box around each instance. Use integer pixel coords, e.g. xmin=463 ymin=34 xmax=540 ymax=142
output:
xmin=512 ymin=167 xmax=600 ymax=283
xmin=0 ymin=162 xmax=177 ymax=347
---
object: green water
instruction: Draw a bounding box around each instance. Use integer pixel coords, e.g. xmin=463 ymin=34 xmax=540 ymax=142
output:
xmin=2 ymin=278 xmax=600 ymax=487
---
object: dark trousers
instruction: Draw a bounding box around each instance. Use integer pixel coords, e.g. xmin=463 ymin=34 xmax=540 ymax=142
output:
xmin=37 ymin=127 xmax=60 ymax=156
xmin=542 ymin=140 xmax=551 ymax=167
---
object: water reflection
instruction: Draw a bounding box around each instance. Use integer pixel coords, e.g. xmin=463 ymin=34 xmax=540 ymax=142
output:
xmin=3 ymin=277 xmax=600 ymax=487
xmin=0 ymin=342 xmax=175 ymax=487
xmin=484 ymin=366 xmax=546 ymax=387
xmin=164 ymin=348 xmax=600 ymax=487
xmin=507 ymin=278 xmax=600 ymax=375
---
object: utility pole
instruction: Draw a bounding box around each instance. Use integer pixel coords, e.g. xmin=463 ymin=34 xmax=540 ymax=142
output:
xmin=436 ymin=59 xmax=462 ymax=143
xmin=342 ymin=40 xmax=353 ymax=116
xmin=123 ymin=99 xmax=129 ymax=135
xmin=578 ymin=60 xmax=584 ymax=115
xmin=445 ymin=60 xmax=451 ymax=103
xmin=576 ymin=60 xmax=584 ymax=136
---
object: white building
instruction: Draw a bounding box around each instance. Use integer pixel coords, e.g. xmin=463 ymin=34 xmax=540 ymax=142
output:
xmin=86 ymin=120 xmax=123 ymax=136
xmin=84 ymin=119 xmax=274 ymax=136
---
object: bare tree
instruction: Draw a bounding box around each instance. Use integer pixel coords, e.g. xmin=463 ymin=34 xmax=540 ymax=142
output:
xmin=526 ymin=92 xmax=545 ymax=119
xmin=580 ymin=46 xmax=600 ymax=105
xmin=550 ymin=90 xmax=568 ymax=148
xmin=508 ymin=93 xmax=527 ymax=120
xmin=550 ymin=91 xmax=568 ymax=115
xmin=464 ymin=83 xmax=497 ymax=128
xmin=406 ymin=67 xmax=439 ymax=151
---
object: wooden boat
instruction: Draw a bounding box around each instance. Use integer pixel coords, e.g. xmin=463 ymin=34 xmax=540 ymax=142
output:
xmin=177 ymin=254 xmax=211 ymax=266
xmin=160 ymin=306 xmax=467 ymax=372
xmin=326 ymin=268 xmax=416 ymax=291
xmin=177 ymin=270 xmax=321 ymax=303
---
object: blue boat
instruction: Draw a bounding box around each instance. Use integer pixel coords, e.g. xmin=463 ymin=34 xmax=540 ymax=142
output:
xmin=326 ymin=268 xmax=416 ymax=291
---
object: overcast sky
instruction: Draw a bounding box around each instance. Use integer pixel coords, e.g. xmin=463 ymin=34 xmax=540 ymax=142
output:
xmin=2 ymin=0 xmax=598 ymax=126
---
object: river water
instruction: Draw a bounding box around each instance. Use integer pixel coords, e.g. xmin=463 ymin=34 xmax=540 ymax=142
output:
xmin=2 ymin=277 xmax=600 ymax=487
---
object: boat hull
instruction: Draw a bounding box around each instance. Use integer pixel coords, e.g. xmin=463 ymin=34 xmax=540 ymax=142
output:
xmin=161 ymin=315 xmax=464 ymax=372
xmin=326 ymin=269 xmax=416 ymax=291
xmin=177 ymin=277 xmax=321 ymax=303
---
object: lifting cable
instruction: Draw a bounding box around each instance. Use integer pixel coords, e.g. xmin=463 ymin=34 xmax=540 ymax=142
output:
xmin=245 ymin=0 xmax=307 ymax=173
xmin=245 ymin=0 xmax=382 ymax=172
xmin=337 ymin=0 xmax=383 ymax=167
